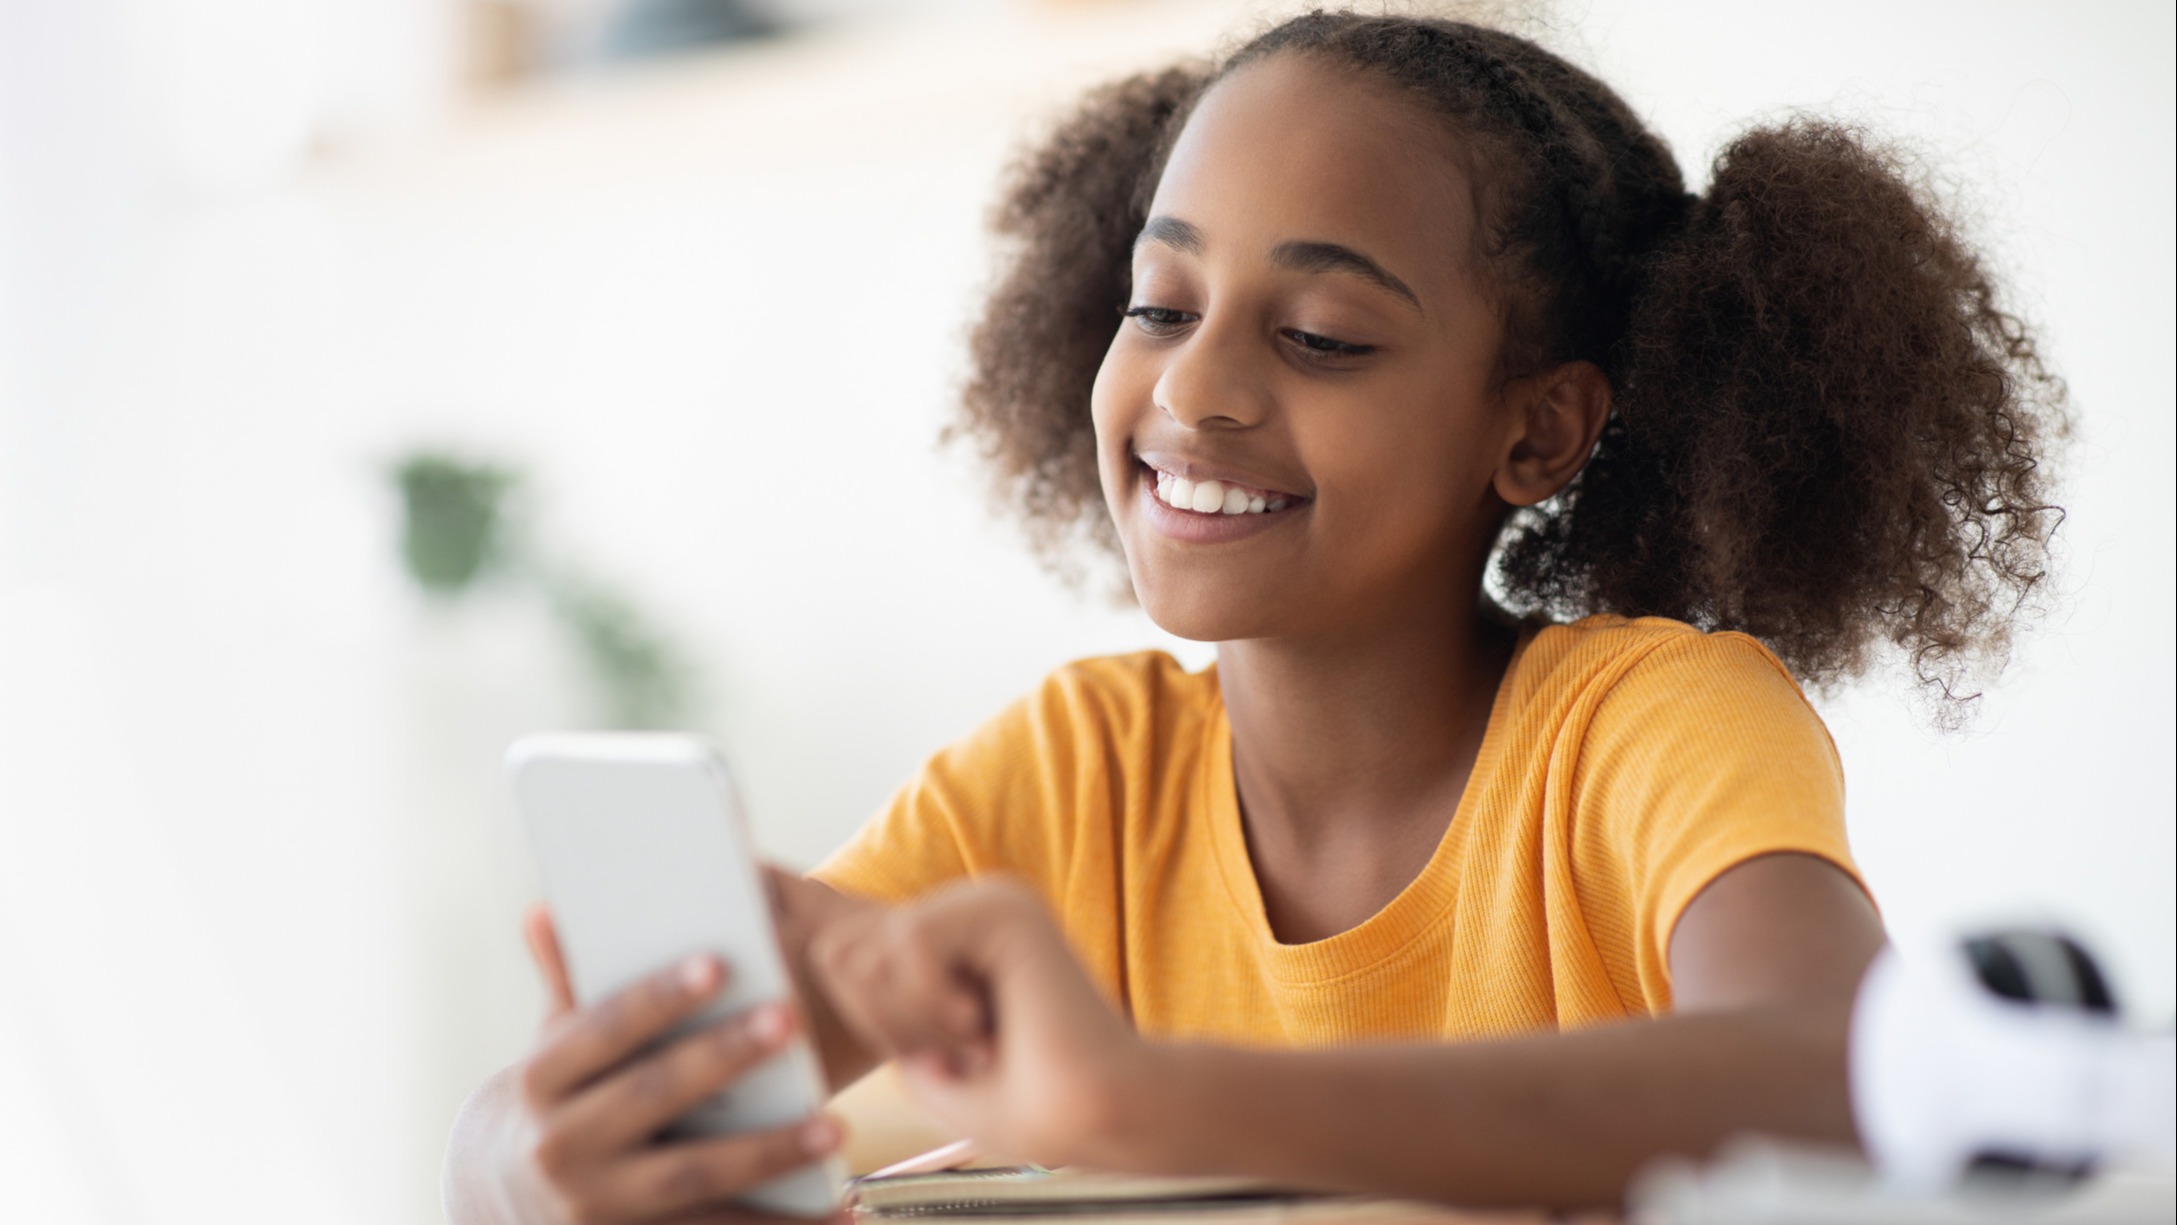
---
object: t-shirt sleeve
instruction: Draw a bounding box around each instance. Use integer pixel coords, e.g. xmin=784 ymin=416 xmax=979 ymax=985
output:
xmin=1569 ymin=630 xmax=1869 ymax=1013
xmin=808 ymin=666 xmax=1106 ymax=907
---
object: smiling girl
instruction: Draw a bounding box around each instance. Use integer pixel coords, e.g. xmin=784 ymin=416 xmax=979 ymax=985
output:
xmin=448 ymin=11 xmax=2063 ymax=1222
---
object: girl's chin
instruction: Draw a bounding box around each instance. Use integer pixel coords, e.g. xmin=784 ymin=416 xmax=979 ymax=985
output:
xmin=1128 ymin=570 xmax=1295 ymax=644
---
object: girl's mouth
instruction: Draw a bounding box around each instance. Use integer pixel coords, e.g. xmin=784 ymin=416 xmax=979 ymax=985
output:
xmin=1133 ymin=458 xmax=1309 ymax=543
xmin=1140 ymin=461 xmax=1306 ymax=517
xmin=1147 ymin=467 xmax=1293 ymax=516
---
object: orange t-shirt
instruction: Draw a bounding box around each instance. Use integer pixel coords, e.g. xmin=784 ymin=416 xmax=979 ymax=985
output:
xmin=812 ymin=615 xmax=1865 ymax=1045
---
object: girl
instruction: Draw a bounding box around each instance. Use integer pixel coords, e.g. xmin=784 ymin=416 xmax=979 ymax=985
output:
xmin=447 ymin=11 xmax=2062 ymax=1222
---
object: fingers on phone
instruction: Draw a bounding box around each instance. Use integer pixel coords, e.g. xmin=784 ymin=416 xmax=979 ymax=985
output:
xmin=610 ymin=1114 xmax=843 ymax=1220
xmin=524 ymin=954 xmax=728 ymax=1106
xmin=559 ymin=1003 xmax=799 ymax=1153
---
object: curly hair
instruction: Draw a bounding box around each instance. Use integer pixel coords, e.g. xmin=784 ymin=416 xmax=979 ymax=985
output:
xmin=952 ymin=10 xmax=2065 ymax=706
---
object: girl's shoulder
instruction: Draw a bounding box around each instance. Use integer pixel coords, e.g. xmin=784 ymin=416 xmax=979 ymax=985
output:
xmin=816 ymin=651 xmax=1217 ymax=904
xmin=1506 ymin=613 xmax=1834 ymax=767
xmin=920 ymin=651 xmax=1216 ymax=787
xmin=1508 ymin=614 xmax=1838 ymax=782
xmin=1017 ymin=649 xmax=1222 ymax=732
xmin=1516 ymin=613 xmax=1804 ymax=708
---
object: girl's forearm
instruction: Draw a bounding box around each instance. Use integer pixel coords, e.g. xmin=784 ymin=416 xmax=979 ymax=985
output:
xmin=1103 ymin=1000 xmax=1858 ymax=1209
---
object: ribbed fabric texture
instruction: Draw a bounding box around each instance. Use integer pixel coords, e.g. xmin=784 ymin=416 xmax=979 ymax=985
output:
xmin=813 ymin=615 xmax=1863 ymax=1045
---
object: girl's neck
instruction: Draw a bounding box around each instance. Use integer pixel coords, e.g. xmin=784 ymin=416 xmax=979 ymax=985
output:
xmin=1214 ymin=579 xmax=1519 ymax=853
xmin=1212 ymin=574 xmax=1518 ymax=944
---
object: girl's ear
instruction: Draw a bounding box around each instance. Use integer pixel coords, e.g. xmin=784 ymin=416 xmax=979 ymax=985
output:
xmin=1493 ymin=360 xmax=1612 ymax=507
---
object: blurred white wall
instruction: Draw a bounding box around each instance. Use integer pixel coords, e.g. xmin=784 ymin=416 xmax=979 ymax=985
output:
xmin=0 ymin=1 xmax=2169 ymax=1222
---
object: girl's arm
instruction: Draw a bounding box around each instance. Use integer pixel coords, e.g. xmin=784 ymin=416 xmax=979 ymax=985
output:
xmin=1127 ymin=1000 xmax=1849 ymax=1206
xmin=808 ymin=853 xmax=1883 ymax=1210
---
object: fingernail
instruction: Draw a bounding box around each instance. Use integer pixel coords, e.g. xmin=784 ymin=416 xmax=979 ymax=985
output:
xmin=801 ymin=1115 xmax=840 ymax=1154
xmin=680 ymin=955 xmax=720 ymax=993
xmin=747 ymin=1002 xmax=791 ymax=1046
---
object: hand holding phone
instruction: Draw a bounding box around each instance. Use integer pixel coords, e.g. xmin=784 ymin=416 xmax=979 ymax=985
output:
xmin=467 ymin=939 xmax=846 ymax=1225
xmin=488 ymin=733 xmax=847 ymax=1221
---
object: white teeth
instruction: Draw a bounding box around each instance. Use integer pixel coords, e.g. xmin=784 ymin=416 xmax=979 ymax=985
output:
xmin=1147 ymin=466 xmax=1296 ymax=515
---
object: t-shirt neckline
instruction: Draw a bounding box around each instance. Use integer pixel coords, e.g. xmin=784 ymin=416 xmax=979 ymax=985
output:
xmin=1199 ymin=621 xmax=1539 ymax=986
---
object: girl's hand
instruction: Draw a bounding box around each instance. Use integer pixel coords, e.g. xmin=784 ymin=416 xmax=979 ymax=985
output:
xmin=806 ymin=876 xmax=1149 ymax=1169
xmin=446 ymin=906 xmax=849 ymax=1225
xmin=760 ymin=866 xmax=889 ymax=1093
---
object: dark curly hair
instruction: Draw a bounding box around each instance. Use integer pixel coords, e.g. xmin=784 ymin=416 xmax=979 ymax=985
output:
xmin=952 ymin=10 xmax=2065 ymax=705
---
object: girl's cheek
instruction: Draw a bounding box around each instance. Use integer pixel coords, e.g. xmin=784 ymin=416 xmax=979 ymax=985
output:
xmin=1092 ymin=333 xmax=1143 ymax=403
xmin=1090 ymin=346 xmax=1156 ymax=455
xmin=1088 ymin=349 xmax=1126 ymax=442
xmin=1088 ymin=376 xmax=1132 ymax=510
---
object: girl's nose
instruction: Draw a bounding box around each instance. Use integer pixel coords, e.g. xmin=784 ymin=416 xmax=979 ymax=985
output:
xmin=1150 ymin=323 xmax=1271 ymax=430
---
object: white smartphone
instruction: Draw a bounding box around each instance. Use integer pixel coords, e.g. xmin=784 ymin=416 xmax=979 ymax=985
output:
xmin=507 ymin=732 xmax=843 ymax=1218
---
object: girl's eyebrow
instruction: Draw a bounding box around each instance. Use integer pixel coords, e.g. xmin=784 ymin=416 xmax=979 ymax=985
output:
xmin=1136 ymin=215 xmax=1207 ymax=255
xmin=1270 ymin=239 xmax=1422 ymax=312
xmin=1135 ymin=214 xmax=1422 ymax=313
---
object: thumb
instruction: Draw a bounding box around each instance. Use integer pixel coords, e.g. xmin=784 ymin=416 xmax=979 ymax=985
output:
xmin=522 ymin=903 xmax=577 ymax=1021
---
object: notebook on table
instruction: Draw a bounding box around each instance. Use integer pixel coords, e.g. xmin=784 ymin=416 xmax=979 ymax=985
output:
xmin=844 ymin=1164 xmax=1555 ymax=1222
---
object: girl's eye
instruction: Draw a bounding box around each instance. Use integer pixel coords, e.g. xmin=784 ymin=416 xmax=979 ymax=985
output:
xmin=1122 ymin=306 xmax=1377 ymax=362
xmin=1122 ymin=305 xmax=1194 ymax=334
xmin=1283 ymin=329 xmax=1377 ymax=360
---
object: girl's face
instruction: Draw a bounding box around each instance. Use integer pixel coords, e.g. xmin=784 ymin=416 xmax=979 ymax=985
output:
xmin=1092 ymin=52 xmax=1518 ymax=643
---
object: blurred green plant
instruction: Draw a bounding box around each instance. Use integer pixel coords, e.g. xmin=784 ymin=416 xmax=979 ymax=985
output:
xmin=389 ymin=449 xmax=697 ymax=729
xmin=393 ymin=454 xmax=517 ymax=595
